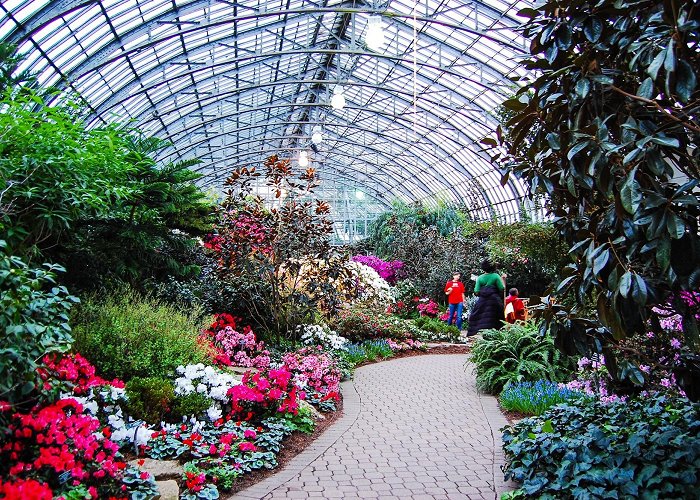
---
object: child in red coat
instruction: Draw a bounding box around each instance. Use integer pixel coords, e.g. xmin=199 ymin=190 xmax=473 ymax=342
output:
xmin=504 ymin=288 xmax=526 ymax=323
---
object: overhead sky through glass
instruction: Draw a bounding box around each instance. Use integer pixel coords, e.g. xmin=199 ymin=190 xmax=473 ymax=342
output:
xmin=0 ymin=0 xmax=538 ymax=241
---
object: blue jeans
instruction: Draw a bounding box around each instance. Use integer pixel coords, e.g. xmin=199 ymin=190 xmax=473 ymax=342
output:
xmin=447 ymin=302 xmax=463 ymax=330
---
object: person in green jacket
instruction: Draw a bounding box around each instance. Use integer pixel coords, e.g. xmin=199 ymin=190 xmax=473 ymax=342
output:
xmin=467 ymin=260 xmax=506 ymax=336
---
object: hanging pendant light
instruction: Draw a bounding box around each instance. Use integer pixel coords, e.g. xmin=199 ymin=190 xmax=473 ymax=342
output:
xmin=298 ymin=150 xmax=309 ymax=167
xmin=365 ymin=15 xmax=385 ymax=51
xmin=311 ymin=125 xmax=324 ymax=144
xmin=331 ymin=86 xmax=346 ymax=110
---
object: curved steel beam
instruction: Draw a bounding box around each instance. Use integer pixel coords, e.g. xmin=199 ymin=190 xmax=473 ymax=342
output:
xmin=188 ymin=134 xmax=452 ymax=200
xmin=195 ymin=145 xmax=479 ymax=205
xmin=84 ymin=46 xmax=512 ymax=126
xmin=150 ymin=101 xmax=496 ymax=188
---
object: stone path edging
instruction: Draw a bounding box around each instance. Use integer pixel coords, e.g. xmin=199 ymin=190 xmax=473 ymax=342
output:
xmin=475 ymin=382 xmax=515 ymax=496
xmin=231 ymin=379 xmax=361 ymax=499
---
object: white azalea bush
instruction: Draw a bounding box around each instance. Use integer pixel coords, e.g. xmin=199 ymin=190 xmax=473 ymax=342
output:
xmin=174 ymin=363 xmax=242 ymax=422
xmin=297 ymin=323 xmax=349 ymax=351
xmin=345 ymin=260 xmax=392 ymax=308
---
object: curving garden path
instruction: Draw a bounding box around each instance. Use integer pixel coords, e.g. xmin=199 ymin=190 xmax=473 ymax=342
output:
xmin=231 ymin=354 xmax=515 ymax=500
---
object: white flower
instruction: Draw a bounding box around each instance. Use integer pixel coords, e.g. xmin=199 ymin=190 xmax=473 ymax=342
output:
xmin=206 ymin=405 xmax=223 ymax=422
xmin=196 ymin=383 xmax=208 ymax=394
xmin=133 ymin=425 xmax=153 ymax=447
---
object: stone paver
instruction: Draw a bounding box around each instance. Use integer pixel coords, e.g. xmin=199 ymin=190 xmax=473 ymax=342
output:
xmin=231 ymin=354 xmax=516 ymax=500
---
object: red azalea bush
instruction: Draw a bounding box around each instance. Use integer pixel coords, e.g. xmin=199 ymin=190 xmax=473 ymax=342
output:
xmin=38 ymin=353 xmax=124 ymax=396
xmin=416 ymin=299 xmax=440 ymax=318
xmin=227 ymin=368 xmax=303 ymax=420
xmin=203 ymin=314 xmax=271 ymax=369
xmin=281 ymin=347 xmax=342 ymax=396
xmin=0 ymin=399 xmax=157 ymax=499
xmin=0 ymin=477 xmax=53 ymax=500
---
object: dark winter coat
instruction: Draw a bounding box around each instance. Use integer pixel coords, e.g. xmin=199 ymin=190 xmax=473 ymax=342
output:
xmin=467 ymin=285 xmax=504 ymax=336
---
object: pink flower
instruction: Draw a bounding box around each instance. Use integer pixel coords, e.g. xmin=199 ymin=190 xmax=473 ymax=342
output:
xmin=244 ymin=429 xmax=257 ymax=439
xmin=238 ymin=441 xmax=257 ymax=452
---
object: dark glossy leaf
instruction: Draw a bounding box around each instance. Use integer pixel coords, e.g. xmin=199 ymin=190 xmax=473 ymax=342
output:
xmin=675 ymin=60 xmax=697 ymax=103
xmin=593 ymin=250 xmax=609 ymax=276
xmin=637 ymin=77 xmax=654 ymax=99
xmin=583 ymin=17 xmax=603 ymax=42
xmin=647 ymin=48 xmax=666 ymax=80
xmin=619 ymin=271 xmax=633 ymax=297
xmin=576 ymin=79 xmax=591 ymax=98
xmin=620 ymin=172 xmax=641 ymax=214
xmin=665 ymin=212 xmax=686 ymax=239
xmin=632 ymin=274 xmax=647 ymax=305
xmin=567 ymin=141 xmax=589 ymax=160
xmin=650 ymin=136 xmax=680 ymax=148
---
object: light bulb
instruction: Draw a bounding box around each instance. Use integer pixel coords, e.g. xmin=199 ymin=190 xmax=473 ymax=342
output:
xmin=355 ymin=190 xmax=365 ymax=200
xmin=311 ymin=125 xmax=323 ymax=144
xmin=331 ymin=86 xmax=346 ymax=110
xmin=298 ymin=150 xmax=309 ymax=167
xmin=365 ymin=15 xmax=385 ymax=51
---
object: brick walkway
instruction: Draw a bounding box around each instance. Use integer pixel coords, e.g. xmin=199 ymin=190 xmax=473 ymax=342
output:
xmin=232 ymin=354 xmax=514 ymax=499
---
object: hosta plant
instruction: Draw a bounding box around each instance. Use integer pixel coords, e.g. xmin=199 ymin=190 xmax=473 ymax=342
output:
xmin=502 ymin=395 xmax=700 ymax=498
xmin=468 ymin=321 xmax=575 ymax=394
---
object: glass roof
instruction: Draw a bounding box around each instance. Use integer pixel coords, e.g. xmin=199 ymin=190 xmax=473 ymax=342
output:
xmin=0 ymin=0 xmax=536 ymax=226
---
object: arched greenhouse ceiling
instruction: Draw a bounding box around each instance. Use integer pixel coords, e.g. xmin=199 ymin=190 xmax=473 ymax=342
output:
xmin=0 ymin=0 xmax=538 ymax=221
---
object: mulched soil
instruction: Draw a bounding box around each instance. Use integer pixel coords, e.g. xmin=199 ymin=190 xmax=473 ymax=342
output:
xmin=499 ymin=408 xmax=530 ymax=425
xmin=226 ymin=344 xmax=471 ymax=494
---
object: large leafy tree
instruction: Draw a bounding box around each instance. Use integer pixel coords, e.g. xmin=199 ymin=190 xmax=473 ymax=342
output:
xmin=211 ymin=156 xmax=354 ymax=340
xmin=490 ymin=0 xmax=700 ymax=391
xmin=56 ymin=136 xmax=215 ymax=289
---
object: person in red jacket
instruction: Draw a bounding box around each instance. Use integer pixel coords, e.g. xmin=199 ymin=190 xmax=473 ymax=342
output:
xmin=444 ymin=272 xmax=466 ymax=330
xmin=504 ymin=288 xmax=526 ymax=323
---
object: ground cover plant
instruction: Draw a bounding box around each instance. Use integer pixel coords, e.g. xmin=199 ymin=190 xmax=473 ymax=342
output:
xmin=413 ymin=316 xmax=461 ymax=343
xmin=502 ymin=395 xmax=700 ymax=499
xmin=499 ymin=380 xmax=589 ymax=416
xmin=469 ymin=321 xmax=575 ymax=394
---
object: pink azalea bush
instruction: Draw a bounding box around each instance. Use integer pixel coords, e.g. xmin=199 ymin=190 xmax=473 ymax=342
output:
xmin=386 ymin=338 xmax=425 ymax=352
xmin=351 ymin=255 xmax=406 ymax=285
xmin=281 ymin=347 xmax=342 ymax=396
xmin=203 ymin=314 xmax=271 ymax=369
xmin=227 ymin=368 xmax=303 ymax=420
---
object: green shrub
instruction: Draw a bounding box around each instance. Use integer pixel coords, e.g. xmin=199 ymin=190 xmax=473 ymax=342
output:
xmin=125 ymin=377 xmax=175 ymax=424
xmin=499 ymin=380 xmax=589 ymax=416
xmin=412 ymin=316 xmax=461 ymax=342
xmin=171 ymin=392 xmax=213 ymax=422
xmin=0 ymin=242 xmax=79 ymax=409
xmin=332 ymin=306 xmax=408 ymax=342
xmin=71 ymin=289 xmax=210 ymax=381
xmin=502 ymin=395 xmax=700 ymax=498
xmin=468 ymin=321 xmax=574 ymax=394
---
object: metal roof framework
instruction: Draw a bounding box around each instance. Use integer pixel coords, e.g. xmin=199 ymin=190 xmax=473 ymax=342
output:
xmin=0 ymin=0 xmax=536 ymax=231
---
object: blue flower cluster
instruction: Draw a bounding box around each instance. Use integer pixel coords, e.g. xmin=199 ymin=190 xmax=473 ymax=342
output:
xmin=500 ymin=380 xmax=588 ymax=416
